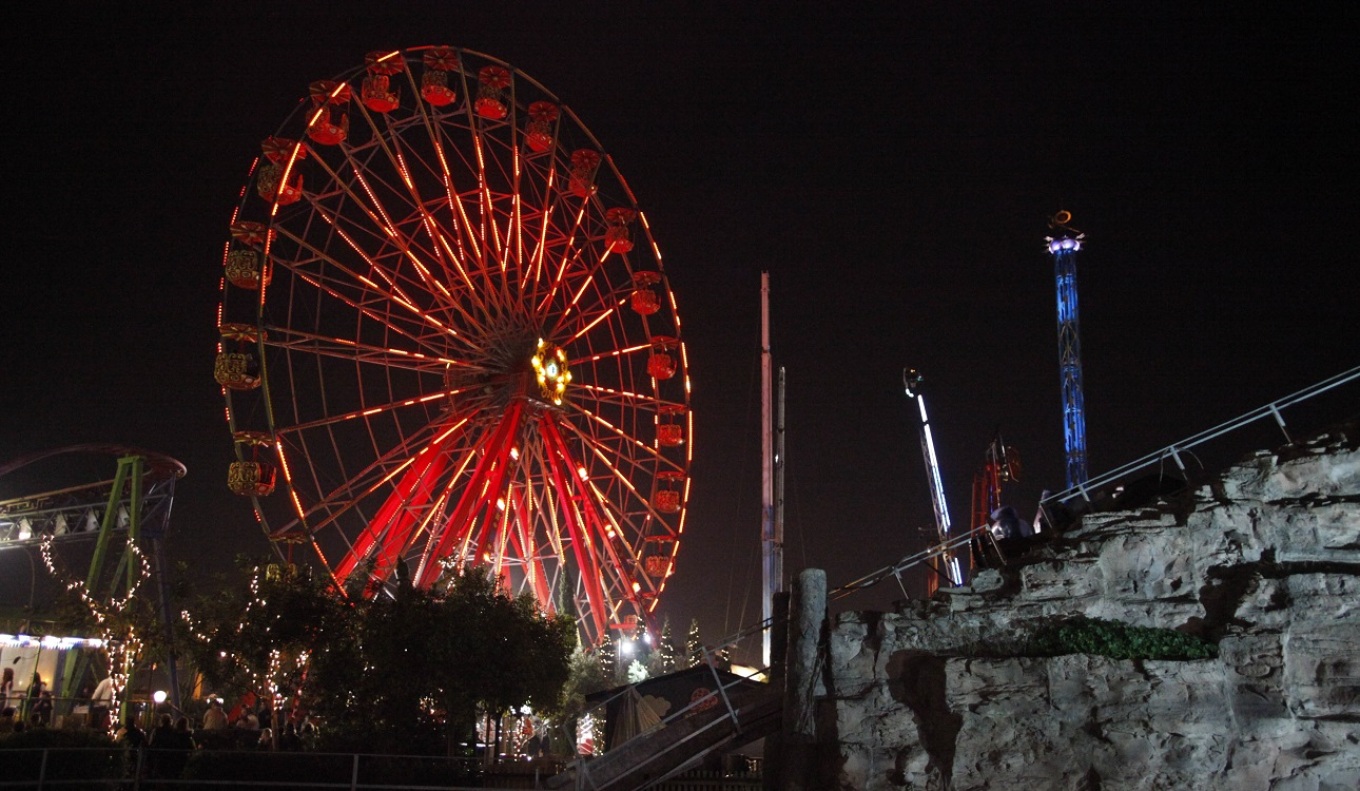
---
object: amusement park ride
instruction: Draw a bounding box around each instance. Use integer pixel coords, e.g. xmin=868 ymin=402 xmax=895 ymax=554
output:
xmin=904 ymin=211 xmax=1086 ymax=594
xmin=213 ymin=47 xmax=691 ymax=647
xmin=1046 ymin=211 xmax=1090 ymax=491
xmin=902 ymin=370 xmax=963 ymax=596
xmin=0 ymin=445 xmax=186 ymax=709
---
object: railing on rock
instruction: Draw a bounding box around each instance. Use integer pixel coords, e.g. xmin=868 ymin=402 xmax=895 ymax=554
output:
xmin=1042 ymin=363 xmax=1360 ymax=508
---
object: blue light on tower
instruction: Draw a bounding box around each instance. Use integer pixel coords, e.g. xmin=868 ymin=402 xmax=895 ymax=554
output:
xmin=1046 ymin=212 xmax=1088 ymax=490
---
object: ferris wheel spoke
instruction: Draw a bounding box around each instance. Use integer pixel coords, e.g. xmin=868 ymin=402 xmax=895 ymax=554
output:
xmin=540 ymin=415 xmax=651 ymax=598
xmin=333 ymin=421 xmax=461 ymax=581
xmin=272 ymin=383 xmax=479 ymax=437
xmin=495 ymin=479 xmax=552 ymax=607
xmin=466 ymin=121 xmax=506 ymax=270
xmin=272 ymin=224 xmax=482 ymax=357
xmin=536 ymin=413 xmax=614 ymax=638
xmin=516 ymin=171 xmax=569 ymax=311
xmin=345 ymin=107 xmax=490 ymax=325
xmin=552 ymin=254 xmax=627 ymax=333
xmin=376 ymin=83 xmax=493 ymax=312
xmin=534 ymin=241 xmax=588 ymax=320
xmin=555 ymin=304 xmax=618 ymax=349
xmin=407 ymin=420 xmax=495 ymax=584
xmin=329 ymin=122 xmax=489 ymax=322
xmin=516 ymin=145 xmax=560 ymax=305
xmin=300 ymin=153 xmax=472 ymax=328
xmin=264 ymin=326 xmax=478 ymax=374
xmin=430 ymin=131 xmax=492 ymax=286
xmin=282 ymin=265 xmax=471 ymax=361
xmin=272 ymin=218 xmax=428 ymax=314
xmin=556 ymin=410 xmax=683 ymax=528
xmin=573 ymin=382 xmax=680 ymax=411
xmin=568 ymin=342 xmax=651 ymax=369
xmin=522 ymin=436 xmax=570 ymax=564
xmin=413 ymin=400 xmax=526 ymax=587
xmin=318 ymin=148 xmax=468 ymax=319
xmin=282 ymin=413 xmax=473 ymax=532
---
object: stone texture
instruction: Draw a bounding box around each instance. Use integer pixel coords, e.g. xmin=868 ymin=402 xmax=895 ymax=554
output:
xmin=813 ymin=427 xmax=1360 ymax=790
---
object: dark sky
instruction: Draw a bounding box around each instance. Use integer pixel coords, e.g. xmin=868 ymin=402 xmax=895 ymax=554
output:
xmin=2 ymin=4 xmax=1357 ymax=655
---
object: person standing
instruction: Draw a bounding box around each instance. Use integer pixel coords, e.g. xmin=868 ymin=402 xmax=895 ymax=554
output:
xmin=202 ymin=699 xmax=228 ymax=730
xmin=32 ymin=691 xmax=54 ymax=727
xmin=116 ymin=717 xmax=147 ymax=781
xmin=90 ymin=676 xmax=114 ymax=730
xmin=24 ymin=674 xmax=44 ymax=723
xmin=157 ymin=717 xmax=195 ymax=778
xmin=0 ymin=669 xmax=14 ymax=710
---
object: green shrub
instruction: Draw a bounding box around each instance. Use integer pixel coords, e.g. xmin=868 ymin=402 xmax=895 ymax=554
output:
xmin=1028 ymin=617 xmax=1217 ymax=661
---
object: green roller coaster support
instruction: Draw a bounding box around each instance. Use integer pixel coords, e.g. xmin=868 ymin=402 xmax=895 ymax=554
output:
xmin=84 ymin=456 xmax=142 ymax=594
xmin=66 ymin=455 xmax=176 ymax=723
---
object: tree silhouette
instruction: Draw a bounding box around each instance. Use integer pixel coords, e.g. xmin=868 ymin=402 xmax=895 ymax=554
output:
xmin=685 ymin=617 xmax=703 ymax=668
xmin=657 ymin=616 xmax=678 ymax=673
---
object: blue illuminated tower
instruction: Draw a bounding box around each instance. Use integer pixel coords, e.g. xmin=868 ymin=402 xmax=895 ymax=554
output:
xmin=1046 ymin=212 xmax=1088 ymax=489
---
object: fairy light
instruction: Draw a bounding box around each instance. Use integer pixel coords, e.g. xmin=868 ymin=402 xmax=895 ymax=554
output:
xmin=40 ymin=535 xmax=152 ymax=718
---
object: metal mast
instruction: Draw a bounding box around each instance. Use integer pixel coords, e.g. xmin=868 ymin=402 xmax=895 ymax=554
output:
xmin=904 ymin=369 xmax=962 ymax=593
xmin=760 ymin=272 xmax=782 ymax=667
xmin=1046 ymin=211 xmax=1089 ymax=490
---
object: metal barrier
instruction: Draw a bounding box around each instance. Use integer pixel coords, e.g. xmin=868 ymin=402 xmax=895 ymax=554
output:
xmin=830 ymin=524 xmax=992 ymax=602
xmin=567 ymin=633 xmax=773 ymax=791
xmin=1042 ymin=364 xmax=1360 ymax=507
xmin=0 ymin=747 xmax=486 ymax=790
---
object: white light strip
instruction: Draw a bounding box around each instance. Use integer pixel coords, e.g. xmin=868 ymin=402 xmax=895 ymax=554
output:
xmin=0 ymin=633 xmax=105 ymax=649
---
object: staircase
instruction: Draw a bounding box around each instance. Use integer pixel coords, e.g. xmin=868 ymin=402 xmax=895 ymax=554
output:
xmin=548 ymin=686 xmax=781 ymax=791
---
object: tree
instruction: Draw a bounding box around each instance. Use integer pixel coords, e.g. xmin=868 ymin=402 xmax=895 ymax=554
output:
xmin=657 ymin=616 xmax=678 ymax=674
xmin=550 ymin=647 xmax=609 ymax=757
xmin=626 ymin=660 xmax=649 ymax=684
xmin=308 ymin=567 xmax=575 ymax=755
xmin=597 ymin=633 xmax=617 ymax=681
xmin=183 ymin=561 xmax=349 ymax=723
xmin=46 ymin=540 xmax=194 ymax=720
xmin=185 ymin=564 xmax=575 ymax=756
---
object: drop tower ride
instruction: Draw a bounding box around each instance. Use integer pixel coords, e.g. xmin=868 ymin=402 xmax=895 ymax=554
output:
xmin=1046 ymin=211 xmax=1089 ymax=490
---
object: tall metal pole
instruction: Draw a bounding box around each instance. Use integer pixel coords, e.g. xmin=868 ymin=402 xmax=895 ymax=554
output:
xmin=760 ymin=272 xmax=779 ymax=667
xmin=1046 ymin=212 xmax=1089 ymax=489
xmin=775 ymin=365 xmax=786 ymax=586
xmin=904 ymin=370 xmax=961 ymax=593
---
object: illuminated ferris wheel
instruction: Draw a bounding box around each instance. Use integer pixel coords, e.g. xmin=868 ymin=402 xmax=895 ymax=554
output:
xmin=213 ymin=47 xmax=691 ymax=644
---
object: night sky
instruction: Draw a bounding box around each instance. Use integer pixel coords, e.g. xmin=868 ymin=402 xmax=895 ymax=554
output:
xmin=3 ymin=4 xmax=1357 ymax=656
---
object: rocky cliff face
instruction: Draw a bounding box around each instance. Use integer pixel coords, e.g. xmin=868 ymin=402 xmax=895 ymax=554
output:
xmin=820 ymin=427 xmax=1360 ymax=790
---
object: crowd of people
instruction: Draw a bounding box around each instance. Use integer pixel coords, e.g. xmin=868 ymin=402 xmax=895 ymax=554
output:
xmin=0 ymin=668 xmax=57 ymax=732
xmin=2 ymin=669 xmax=320 ymax=763
xmin=111 ymin=701 xmax=319 ymax=753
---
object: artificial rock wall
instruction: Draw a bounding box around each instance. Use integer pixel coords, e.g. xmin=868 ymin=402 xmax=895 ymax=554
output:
xmin=817 ymin=427 xmax=1360 ymax=790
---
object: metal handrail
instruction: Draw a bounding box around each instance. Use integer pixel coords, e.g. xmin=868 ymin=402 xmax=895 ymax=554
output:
xmin=571 ymin=641 xmax=774 ymax=791
xmin=1042 ymin=364 xmax=1360 ymax=507
xmin=830 ymin=524 xmax=990 ymax=602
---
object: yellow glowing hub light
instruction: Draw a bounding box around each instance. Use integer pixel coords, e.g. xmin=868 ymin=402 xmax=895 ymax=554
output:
xmin=532 ymin=339 xmax=572 ymax=405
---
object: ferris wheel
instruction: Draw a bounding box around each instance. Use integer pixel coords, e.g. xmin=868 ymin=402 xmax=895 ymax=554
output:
xmin=213 ymin=46 xmax=691 ymax=645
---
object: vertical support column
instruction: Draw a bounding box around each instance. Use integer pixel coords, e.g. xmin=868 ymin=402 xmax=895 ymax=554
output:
xmin=761 ymin=271 xmax=781 ymax=667
xmin=763 ymin=590 xmax=790 ymax=791
xmin=781 ymin=568 xmax=826 ymax=791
